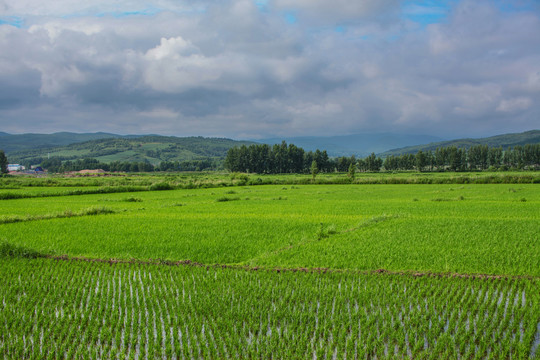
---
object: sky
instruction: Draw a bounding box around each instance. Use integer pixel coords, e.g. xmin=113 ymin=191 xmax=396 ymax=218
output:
xmin=0 ymin=0 xmax=539 ymax=139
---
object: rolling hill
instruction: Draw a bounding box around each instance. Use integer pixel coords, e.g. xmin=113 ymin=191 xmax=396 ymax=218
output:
xmin=380 ymin=130 xmax=540 ymax=156
xmin=5 ymin=135 xmax=255 ymax=166
xmin=2 ymin=130 xmax=539 ymax=167
xmin=0 ymin=132 xmax=124 ymax=153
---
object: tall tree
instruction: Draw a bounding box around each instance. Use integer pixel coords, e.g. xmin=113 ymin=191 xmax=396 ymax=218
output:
xmin=0 ymin=150 xmax=8 ymax=174
xmin=347 ymin=161 xmax=356 ymax=180
xmin=364 ymin=153 xmax=383 ymax=172
xmin=488 ymin=147 xmax=503 ymax=168
xmin=415 ymin=150 xmax=427 ymax=172
xmin=310 ymin=160 xmax=318 ymax=182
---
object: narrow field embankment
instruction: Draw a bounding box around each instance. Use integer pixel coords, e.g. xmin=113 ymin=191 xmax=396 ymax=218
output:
xmin=0 ymin=206 xmax=119 ymax=225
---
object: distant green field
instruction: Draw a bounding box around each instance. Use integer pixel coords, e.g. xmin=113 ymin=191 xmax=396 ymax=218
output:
xmin=1 ymin=183 xmax=538 ymax=276
xmin=1 ymin=174 xmax=539 ymax=358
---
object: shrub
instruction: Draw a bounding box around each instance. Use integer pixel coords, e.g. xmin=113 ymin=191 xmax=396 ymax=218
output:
xmin=149 ymin=182 xmax=174 ymax=191
xmin=216 ymin=196 xmax=240 ymax=202
xmin=79 ymin=207 xmax=116 ymax=216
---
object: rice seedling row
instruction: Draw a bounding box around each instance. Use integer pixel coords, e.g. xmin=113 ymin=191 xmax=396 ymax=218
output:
xmin=0 ymin=258 xmax=539 ymax=359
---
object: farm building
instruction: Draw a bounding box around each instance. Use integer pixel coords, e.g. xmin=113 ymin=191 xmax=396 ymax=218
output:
xmin=7 ymin=164 xmax=24 ymax=171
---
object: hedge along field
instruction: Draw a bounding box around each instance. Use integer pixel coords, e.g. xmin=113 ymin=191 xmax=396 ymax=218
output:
xmin=0 ymin=258 xmax=539 ymax=359
xmin=1 ymin=183 xmax=538 ymax=276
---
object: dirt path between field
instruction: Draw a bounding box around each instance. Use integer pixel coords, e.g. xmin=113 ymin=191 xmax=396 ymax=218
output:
xmin=42 ymin=254 xmax=540 ymax=281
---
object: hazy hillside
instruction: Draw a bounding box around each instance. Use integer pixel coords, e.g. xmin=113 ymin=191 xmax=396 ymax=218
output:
xmin=257 ymin=133 xmax=445 ymax=157
xmin=380 ymin=130 xmax=540 ymax=156
xmin=7 ymin=135 xmax=255 ymax=166
xmin=0 ymin=132 xmax=123 ymax=153
xmin=4 ymin=130 xmax=539 ymax=167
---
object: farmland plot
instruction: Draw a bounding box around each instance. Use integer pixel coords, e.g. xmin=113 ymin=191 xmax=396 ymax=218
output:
xmin=0 ymin=184 xmax=538 ymax=276
xmin=0 ymin=258 xmax=539 ymax=359
xmin=0 ymin=178 xmax=539 ymax=358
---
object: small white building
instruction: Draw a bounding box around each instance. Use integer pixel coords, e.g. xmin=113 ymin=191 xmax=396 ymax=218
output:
xmin=7 ymin=164 xmax=25 ymax=171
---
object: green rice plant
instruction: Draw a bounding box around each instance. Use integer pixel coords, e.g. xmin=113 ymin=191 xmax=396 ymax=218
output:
xmin=0 ymin=183 xmax=538 ymax=276
xmin=0 ymin=241 xmax=45 ymax=259
xmin=123 ymin=196 xmax=142 ymax=202
xmin=0 ymin=258 xmax=535 ymax=358
xmin=0 ymin=206 xmax=117 ymax=225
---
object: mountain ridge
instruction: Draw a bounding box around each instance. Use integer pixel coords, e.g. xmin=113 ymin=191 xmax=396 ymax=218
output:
xmin=380 ymin=130 xmax=540 ymax=156
xmin=2 ymin=130 xmax=538 ymax=166
xmin=0 ymin=132 xmax=125 ymax=153
xmin=255 ymin=133 xmax=446 ymax=157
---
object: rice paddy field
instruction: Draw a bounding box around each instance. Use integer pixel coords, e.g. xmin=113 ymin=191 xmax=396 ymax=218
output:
xmin=1 ymin=172 xmax=539 ymax=359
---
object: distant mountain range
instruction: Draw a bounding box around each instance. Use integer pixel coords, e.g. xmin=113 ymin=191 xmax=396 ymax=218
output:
xmin=380 ymin=130 xmax=540 ymax=156
xmin=1 ymin=130 xmax=538 ymax=166
xmin=257 ymin=133 xmax=445 ymax=157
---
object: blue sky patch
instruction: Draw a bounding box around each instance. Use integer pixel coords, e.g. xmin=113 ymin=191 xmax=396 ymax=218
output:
xmin=0 ymin=16 xmax=24 ymax=28
xmin=284 ymin=12 xmax=297 ymax=24
xmin=254 ymin=0 xmax=268 ymax=11
xmin=402 ymin=0 xmax=454 ymax=25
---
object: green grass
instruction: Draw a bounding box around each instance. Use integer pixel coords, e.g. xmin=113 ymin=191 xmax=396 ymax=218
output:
xmin=1 ymin=183 xmax=538 ymax=276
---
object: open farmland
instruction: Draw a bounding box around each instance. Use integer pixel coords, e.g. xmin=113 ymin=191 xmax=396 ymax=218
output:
xmin=1 ymin=180 xmax=538 ymax=275
xmin=1 ymin=173 xmax=539 ymax=358
xmin=1 ymin=258 xmax=539 ymax=359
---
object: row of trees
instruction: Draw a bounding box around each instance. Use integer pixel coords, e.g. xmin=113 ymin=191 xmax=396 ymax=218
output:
xmin=39 ymin=157 xmax=222 ymax=173
xmin=3 ymin=142 xmax=539 ymax=175
xmin=383 ymin=144 xmax=539 ymax=171
xmin=224 ymin=142 xmax=337 ymax=174
xmin=225 ymin=143 xmax=540 ymax=174
xmin=158 ymin=158 xmax=222 ymax=172
xmin=223 ymin=142 xmax=391 ymax=174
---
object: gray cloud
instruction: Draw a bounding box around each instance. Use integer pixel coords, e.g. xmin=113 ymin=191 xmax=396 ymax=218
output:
xmin=0 ymin=0 xmax=539 ymax=139
xmin=272 ymin=0 xmax=401 ymax=25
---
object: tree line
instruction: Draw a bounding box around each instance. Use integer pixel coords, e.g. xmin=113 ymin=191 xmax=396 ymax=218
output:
xmin=382 ymin=144 xmax=539 ymax=171
xmin=39 ymin=157 xmax=221 ymax=173
xmin=224 ymin=141 xmax=338 ymax=174
xmin=225 ymin=143 xmax=540 ymax=173
xmin=1 ymin=142 xmax=538 ymax=174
